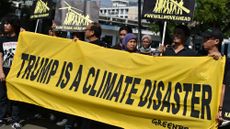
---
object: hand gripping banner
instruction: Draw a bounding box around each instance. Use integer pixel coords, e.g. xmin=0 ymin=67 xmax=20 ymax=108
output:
xmin=6 ymin=32 xmax=225 ymax=129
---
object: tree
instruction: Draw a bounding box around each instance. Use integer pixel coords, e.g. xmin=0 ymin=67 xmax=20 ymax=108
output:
xmin=192 ymin=0 xmax=230 ymax=37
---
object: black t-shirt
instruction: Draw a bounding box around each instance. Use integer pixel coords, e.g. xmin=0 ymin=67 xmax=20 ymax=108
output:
xmin=224 ymin=58 xmax=230 ymax=86
xmin=222 ymin=58 xmax=230 ymax=120
xmin=0 ymin=36 xmax=18 ymax=74
xmin=163 ymin=46 xmax=197 ymax=56
xmin=89 ymin=39 xmax=108 ymax=48
xmin=112 ymin=43 xmax=122 ymax=50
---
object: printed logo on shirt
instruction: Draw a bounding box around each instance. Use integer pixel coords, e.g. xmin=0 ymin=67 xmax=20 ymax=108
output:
xmin=3 ymin=42 xmax=17 ymax=68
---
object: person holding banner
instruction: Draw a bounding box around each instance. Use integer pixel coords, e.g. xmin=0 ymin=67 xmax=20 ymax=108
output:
xmin=0 ymin=14 xmax=21 ymax=129
xmin=200 ymin=27 xmax=230 ymax=127
xmin=139 ymin=34 xmax=159 ymax=55
xmin=162 ymin=25 xmax=197 ymax=56
xmin=222 ymin=62 xmax=230 ymax=128
xmin=85 ymin=22 xmax=108 ymax=47
xmin=122 ymin=33 xmax=138 ymax=53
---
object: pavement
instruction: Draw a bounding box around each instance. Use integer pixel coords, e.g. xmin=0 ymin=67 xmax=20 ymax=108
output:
xmin=0 ymin=104 xmax=229 ymax=129
xmin=1 ymin=117 xmax=230 ymax=129
xmin=0 ymin=112 xmax=122 ymax=129
xmin=1 ymin=118 xmax=63 ymax=129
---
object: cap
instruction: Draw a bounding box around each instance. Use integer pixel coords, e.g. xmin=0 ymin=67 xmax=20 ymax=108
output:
xmin=202 ymin=28 xmax=223 ymax=42
xmin=122 ymin=33 xmax=137 ymax=47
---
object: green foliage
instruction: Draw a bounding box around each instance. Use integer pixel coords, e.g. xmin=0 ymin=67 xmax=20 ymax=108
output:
xmin=194 ymin=0 xmax=227 ymax=23
xmin=192 ymin=0 xmax=230 ymax=37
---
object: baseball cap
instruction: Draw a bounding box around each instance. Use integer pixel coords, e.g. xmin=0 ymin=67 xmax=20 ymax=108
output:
xmin=202 ymin=27 xmax=223 ymax=42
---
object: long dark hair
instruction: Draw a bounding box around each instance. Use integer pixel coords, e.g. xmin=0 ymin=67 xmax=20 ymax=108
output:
xmin=1 ymin=14 xmax=20 ymax=36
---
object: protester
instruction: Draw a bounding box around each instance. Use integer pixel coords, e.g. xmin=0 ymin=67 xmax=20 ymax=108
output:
xmin=162 ymin=25 xmax=197 ymax=56
xmin=113 ymin=25 xmax=132 ymax=50
xmin=139 ymin=35 xmax=152 ymax=54
xmin=199 ymin=27 xmax=230 ymax=127
xmin=222 ymin=63 xmax=230 ymax=128
xmin=0 ymin=14 xmax=21 ymax=129
xmin=139 ymin=34 xmax=158 ymax=55
xmin=85 ymin=22 xmax=108 ymax=47
xmin=48 ymin=27 xmax=57 ymax=36
xmin=122 ymin=33 xmax=138 ymax=53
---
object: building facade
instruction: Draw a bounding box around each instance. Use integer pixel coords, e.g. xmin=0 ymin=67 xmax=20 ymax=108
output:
xmin=99 ymin=0 xmax=138 ymax=20
xmin=99 ymin=0 xmax=160 ymax=47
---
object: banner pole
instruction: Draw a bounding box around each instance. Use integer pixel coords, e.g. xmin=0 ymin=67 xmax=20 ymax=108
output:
xmin=138 ymin=0 xmax=142 ymax=48
xmin=35 ymin=19 xmax=40 ymax=33
xmin=84 ymin=0 xmax=87 ymax=16
xmin=161 ymin=21 xmax=167 ymax=46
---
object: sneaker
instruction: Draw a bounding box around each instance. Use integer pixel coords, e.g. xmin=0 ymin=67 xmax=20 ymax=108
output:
xmin=34 ymin=113 xmax=42 ymax=119
xmin=0 ymin=119 xmax=5 ymax=127
xmin=49 ymin=114 xmax=56 ymax=121
xmin=11 ymin=122 xmax=21 ymax=129
xmin=220 ymin=120 xmax=230 ymax=127
xmin=56 ymin=118 xmax=68 ymax=126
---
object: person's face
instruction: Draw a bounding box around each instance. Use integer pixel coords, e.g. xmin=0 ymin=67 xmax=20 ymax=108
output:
xmin=142 ymin=38 xmax=151 ymax=48
xmin=119 ymin=30 xmax=128 ymax=41
xmin=127 ymin=39 xmax=137 ymax=52
xmin=173 ymin=33 xmax=184 ymax=45
xmin=203 ymin=37 xmax=219 ymax=50
xmin=85 ymin=24 xmax=93 ymax=39
xmin=4 ymin=22 xmax=14 ymax=33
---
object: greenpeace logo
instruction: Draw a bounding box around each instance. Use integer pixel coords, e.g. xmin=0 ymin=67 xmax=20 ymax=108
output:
xmin=152 ymin=119 xmax=189 ymax=129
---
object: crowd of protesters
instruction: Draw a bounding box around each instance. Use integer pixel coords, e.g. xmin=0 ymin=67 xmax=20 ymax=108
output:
xmin=0 ymin=13 xmax=229 ymax=129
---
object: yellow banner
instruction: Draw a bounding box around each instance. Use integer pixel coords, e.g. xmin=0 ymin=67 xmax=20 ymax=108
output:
xmin=6 ymin=32 xmax=225 ymax=129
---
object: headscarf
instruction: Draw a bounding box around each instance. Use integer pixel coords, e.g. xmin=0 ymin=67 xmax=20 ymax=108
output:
xmin=122 ymin=33 xmax=137 ymax=50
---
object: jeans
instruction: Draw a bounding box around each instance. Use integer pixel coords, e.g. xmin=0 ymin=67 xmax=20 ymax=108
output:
xmin=0 ymin=81 xmax=8 ymax=120
xmin=0 ymin=68 xmax=20 ymax=122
